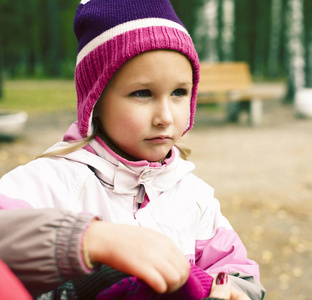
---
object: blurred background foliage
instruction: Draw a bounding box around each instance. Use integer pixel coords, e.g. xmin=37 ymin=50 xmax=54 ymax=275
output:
xmin=0 ymin=0 xmax=312 ymax=100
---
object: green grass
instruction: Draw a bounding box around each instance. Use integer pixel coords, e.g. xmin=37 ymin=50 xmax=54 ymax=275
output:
xmin=0 ymin=80 xmax=77 ymax=113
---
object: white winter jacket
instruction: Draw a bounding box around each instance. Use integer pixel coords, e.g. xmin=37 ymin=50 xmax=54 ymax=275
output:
xmin=0 ymin=124 xmax=265 ymax=299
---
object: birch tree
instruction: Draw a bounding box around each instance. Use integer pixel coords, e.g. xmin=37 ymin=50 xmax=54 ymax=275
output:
xmin=285 ymin=0 xmax=305 ymax=100
xmin=195 ymin=0 xmax=219 ymax=61
xmin=220 ymin=0 xmax=235 ymax=61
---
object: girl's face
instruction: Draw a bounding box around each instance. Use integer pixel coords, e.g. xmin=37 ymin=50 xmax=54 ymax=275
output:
xmin=96 ymin=50 xmax=193 ymax=162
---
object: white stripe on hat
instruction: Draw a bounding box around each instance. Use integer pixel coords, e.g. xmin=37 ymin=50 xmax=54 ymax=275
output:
xmin=80 ymin=0 xmax=92 ymax=4
xmin=76 ymin=18 xmax=189 ymax=65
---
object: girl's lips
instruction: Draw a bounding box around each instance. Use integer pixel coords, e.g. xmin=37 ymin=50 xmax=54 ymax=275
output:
xmin=145 ymin=136 xmax=172 ymax=143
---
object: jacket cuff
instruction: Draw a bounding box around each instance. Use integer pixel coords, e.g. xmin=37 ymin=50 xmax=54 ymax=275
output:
xmin=55 ymin=212 xmax=99 ymax=280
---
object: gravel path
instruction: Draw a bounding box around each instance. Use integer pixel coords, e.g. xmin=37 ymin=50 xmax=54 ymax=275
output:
xmin=1 ymin=99 xmax=311 ymax=300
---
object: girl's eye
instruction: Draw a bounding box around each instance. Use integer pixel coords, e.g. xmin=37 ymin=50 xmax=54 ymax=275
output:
xmin=130 ymin=89 xmax=152 ymax=98
xmin=171 ymin=88 xmax=188 ymax=97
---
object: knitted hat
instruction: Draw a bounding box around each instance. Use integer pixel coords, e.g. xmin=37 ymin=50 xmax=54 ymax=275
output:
xmin=74 ymin=0 xmax=200 ymax=137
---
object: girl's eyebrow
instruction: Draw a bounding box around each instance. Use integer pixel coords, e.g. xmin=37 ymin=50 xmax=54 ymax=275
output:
xmin=127 ymin=81 xmax=152 ymax=87
xmin=125 ymin=81 xmax=193 ymax=88
xmin=177 ymin=81 xmax=193 ymax=86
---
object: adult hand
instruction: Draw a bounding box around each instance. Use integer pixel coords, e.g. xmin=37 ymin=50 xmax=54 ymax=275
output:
xmin=207 ymin=272 xmax=251 ymax=300
xmin=85 ymin=221 xmax=190 ymax=294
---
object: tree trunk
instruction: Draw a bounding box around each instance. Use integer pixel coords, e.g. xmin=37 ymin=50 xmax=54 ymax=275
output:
xmin=268 ymin=0 xmax=283 ymax=78
xmin=195 ymin=0 xmax=219 ymax=61
xmin=285 ymin=0 xmax=305 ymax=101
xmin=305 ymin=0 xmax=312 ymax=87
xmin=220 ymin=0 xmax=235 ymax=61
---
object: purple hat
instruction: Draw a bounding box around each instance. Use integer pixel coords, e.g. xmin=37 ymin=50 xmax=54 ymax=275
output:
xmin=74 ymin=0 xmax=200 ymax=137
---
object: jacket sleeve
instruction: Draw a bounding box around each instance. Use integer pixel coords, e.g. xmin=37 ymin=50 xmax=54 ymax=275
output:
xmin=0 ymin=207 xmax=97 ymax=297
xmin=0 ymin=157 xmax=91 ymax=210
xmin=195 ymin=197 xmax=266 ymax=300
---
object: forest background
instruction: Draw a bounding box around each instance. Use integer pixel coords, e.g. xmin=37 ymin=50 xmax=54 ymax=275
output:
xmin=0 ymin=1 xmax=312 ymax=299
xmin=0 ymin=0 xmax=311 ymax=102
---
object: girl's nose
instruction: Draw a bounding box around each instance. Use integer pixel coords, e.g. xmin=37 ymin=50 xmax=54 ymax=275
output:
xmin=152 ymin=99 xmax=174 ymax=127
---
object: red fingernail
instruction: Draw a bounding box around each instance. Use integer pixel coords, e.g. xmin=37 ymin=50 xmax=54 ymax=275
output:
xmin=216 ymin=272 xmax=228 ymax=285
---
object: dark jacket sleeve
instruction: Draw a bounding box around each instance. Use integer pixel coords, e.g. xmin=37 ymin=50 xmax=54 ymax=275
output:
xmin=0 ymin=208 xmax=96 ymax=297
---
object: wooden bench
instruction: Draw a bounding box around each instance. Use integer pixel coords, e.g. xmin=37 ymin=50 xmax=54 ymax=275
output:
xmin=197 ymin=62 xmax=286 ymax=126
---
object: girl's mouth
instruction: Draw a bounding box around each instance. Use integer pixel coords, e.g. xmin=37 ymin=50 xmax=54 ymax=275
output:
xmin=145 ymin=136 xmax=172 ymax=143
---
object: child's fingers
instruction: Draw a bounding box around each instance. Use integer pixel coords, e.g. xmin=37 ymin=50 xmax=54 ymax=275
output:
xmin=229 ymin=286 xmax=251 ymax=300
xmin=208 ymin=272 xmax=251 ymax=300
xmin=118 ymin=253 xmax=189 ymax=294
xmin=208 ymin=272 xmax=231 ymax=299
xmin=137 ymin=266 xmax=168 ymax=294
xmin=86 ymin=222 xmax=191 ymax=293
xmin=133 ymin=230 xmax=190 ymax=293
xmin=157 ymin=258 xmax=190 ymax=293
xmin=134 ymin=248 xmax=190 ymax=293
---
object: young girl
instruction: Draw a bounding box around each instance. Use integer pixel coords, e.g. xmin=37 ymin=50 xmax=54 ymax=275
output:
xmin=0 ymin=0 xmax=265 ymax=299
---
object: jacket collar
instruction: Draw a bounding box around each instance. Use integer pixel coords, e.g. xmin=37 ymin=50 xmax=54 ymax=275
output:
xmin=47 ymin=123 xmax=195 ymax=200
xmin=88 ymin=138 xmax=194 ymax=200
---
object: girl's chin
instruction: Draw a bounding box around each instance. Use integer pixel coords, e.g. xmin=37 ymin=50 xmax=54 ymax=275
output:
xmin=126 ymin=146 xmax=172 ymax=162
xmin=142 ymin=151 xmax=170 ymax=163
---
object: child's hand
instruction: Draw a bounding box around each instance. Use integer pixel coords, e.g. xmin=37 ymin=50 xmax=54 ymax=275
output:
xmin=208 ymin=272 xmax=251 ymax=300
xmin=85 ymin=221 xmax=190 ymax=294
